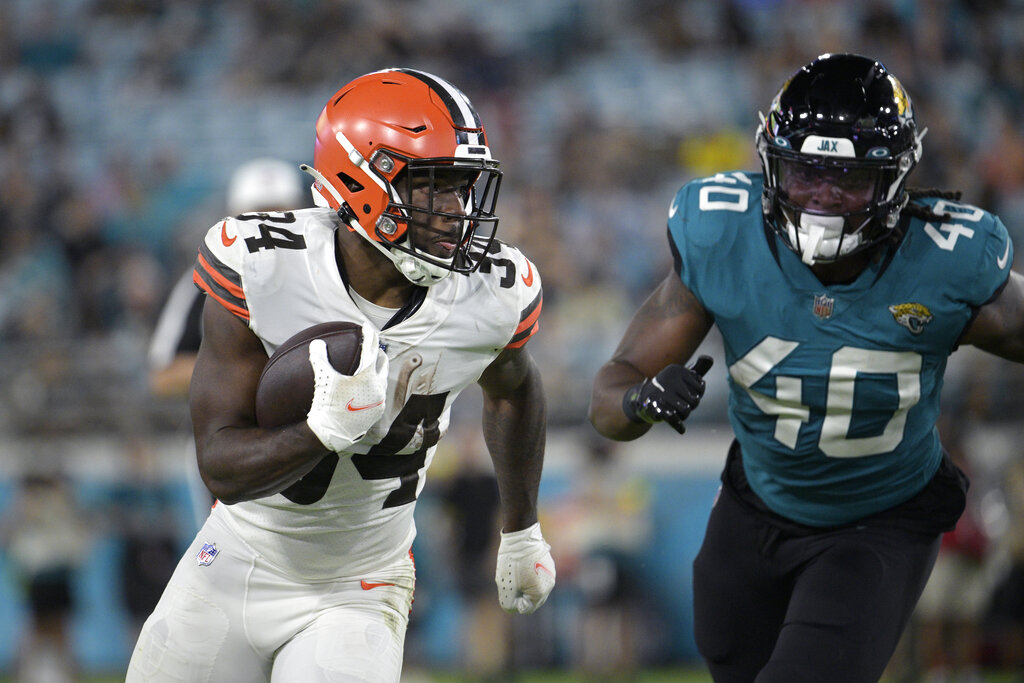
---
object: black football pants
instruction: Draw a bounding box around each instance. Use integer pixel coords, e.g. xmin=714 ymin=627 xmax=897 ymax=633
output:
xmin=692 ymin=482 xmax=941 ymax=682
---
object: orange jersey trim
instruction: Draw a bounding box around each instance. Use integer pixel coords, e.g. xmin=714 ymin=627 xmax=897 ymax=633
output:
xmin=506 ymin=290 xmax=542 ymax=349
xmin=514 ymin=299 xmax=542 ymax=337
xmin=193 ymin=270 xmax=250 ymax=321
xmin=196 ymin=252 xmax=245 ymax=300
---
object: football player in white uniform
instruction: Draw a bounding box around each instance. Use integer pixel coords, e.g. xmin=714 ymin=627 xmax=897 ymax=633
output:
xmin=127 ymin=68 xmax=555 ymax=682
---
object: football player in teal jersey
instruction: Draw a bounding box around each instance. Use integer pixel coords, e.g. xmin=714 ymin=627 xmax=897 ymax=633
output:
xmin=590 ymin=53 xmax=1024 ymax=681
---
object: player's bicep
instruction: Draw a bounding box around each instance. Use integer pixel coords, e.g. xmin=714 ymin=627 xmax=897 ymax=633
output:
xmin=960 ymin=270 xmax=1024 ymax=362
xmin=189 ymin=299 xmax=269 ymax=438
xmin=609 ymin=270 xmax=714 ymax=377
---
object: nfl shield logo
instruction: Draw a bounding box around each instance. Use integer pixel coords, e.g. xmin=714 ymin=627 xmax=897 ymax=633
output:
xmin=196 ymin=542 xmax=218 ymax=566
xmin=813 ymin=294 xmax=834 ymax=319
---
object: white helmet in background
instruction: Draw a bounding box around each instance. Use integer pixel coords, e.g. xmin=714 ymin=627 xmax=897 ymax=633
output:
xmin=226 ymin=157 xmax=303 ymax=214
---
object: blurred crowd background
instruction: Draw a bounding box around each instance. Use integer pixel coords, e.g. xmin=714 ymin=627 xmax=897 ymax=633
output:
xmin=0 ymin=0 xmax=1023 ymax=681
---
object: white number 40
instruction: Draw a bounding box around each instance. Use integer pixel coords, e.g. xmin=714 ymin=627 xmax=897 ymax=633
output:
xmin=923 ymin=200 xmax=984 ymax=251
xmin=729 ymin=337 xmax=922 ymax=458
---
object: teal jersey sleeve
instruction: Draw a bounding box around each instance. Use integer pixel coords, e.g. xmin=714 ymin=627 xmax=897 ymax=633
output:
xmin=666 ymin=175 xmax=1012 ymax=527
xmin=910 ymin=196 xmax=1013 ymax=309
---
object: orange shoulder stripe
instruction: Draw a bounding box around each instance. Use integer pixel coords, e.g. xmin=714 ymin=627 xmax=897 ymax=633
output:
xmin=196 ymin=252 xmax=245 ymax=300
xmin=514 ymin=299 xmax=542 ymax=336
xmin=193 ymin=270 xmax=250 ymax=321
xmin=505 ymin=321 xmax=538 ymax=349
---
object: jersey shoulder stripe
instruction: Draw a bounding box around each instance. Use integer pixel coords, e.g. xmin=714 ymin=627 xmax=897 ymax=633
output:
xmin=194 ymin=242 xmax=248 ymax=321
xmin=506 ymin=289 xmax=542 ymax=349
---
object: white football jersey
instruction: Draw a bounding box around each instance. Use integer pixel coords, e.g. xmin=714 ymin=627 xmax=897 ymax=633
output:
xmin=193 ymin=208 xmax=542 ymax=580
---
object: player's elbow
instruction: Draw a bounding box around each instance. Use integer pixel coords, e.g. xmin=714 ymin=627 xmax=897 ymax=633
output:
xmin=587 ymin=401 xmax=648 ymax=442
xmin=200 ymin=472 xmax=243 ymax=505
xmin=195 ymin=449 xmax=250 ymax=505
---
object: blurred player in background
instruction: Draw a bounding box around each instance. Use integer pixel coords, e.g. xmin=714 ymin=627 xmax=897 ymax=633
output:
xmin=589 ymin=53 xmax=1024 ymax=681
xmin=1 ymin=471 xmax=90 ymax=683
xmin=147 ymin=157 xmax=305 ymax=528
xmin=149 ymin=157 xmax=306 ymax=397
xmin=128 ymin=68 xmax=555 ymax=682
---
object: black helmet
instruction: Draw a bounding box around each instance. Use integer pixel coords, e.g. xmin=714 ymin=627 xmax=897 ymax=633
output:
xmin=756 ymin=53 xmax=922 ymax=265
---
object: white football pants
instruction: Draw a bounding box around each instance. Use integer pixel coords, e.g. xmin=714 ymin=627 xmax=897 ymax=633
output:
xmin=126 ymin=511 xmax=414 ymax=682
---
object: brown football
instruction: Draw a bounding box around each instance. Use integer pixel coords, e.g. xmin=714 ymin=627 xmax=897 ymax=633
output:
xmin=254 ymin=321 xmax=363 ymax=427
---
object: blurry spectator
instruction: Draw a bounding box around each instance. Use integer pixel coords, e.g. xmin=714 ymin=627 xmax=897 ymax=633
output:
xmin=108 ymin=442 xmax=181 ymax=645
xmin=976 ymin=106 xmax=1024 ymax=248
xmin=913 ymin=415 xmax=990 ymax=683
xmin=570 ymin=435 xmax=654 ymax=676
xmin=985 ymin=455 xmax=1024 ymax=672
xmin=437 ymin=426 xmax=507 ymax=677
xmin=544 ymin=432 xmax=655 ymax=675
xmin=0 ymin=470 xmax=90 ymax=683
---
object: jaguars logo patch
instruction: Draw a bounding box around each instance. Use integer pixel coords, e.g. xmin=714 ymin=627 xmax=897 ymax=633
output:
xmin=888 ymin=303 xmax=933 ymax=335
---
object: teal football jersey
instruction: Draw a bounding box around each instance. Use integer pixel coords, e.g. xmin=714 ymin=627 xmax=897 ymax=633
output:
xmin=668 ymin=172 xmax=1013 ymax=526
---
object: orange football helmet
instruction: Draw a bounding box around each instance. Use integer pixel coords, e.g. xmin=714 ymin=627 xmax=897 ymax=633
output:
xmin=301 ymin=68 xmax=502 ymax=285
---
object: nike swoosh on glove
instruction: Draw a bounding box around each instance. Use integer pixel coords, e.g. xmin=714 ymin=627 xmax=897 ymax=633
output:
xmin=306 ymin=321 xmax=389 ymax=452
xmin=495 ymin=522 xmax=556 ymax=615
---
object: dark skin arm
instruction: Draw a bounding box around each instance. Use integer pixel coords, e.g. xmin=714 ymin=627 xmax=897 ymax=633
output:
xmin=960 ymin=269 xmax=1024 ymax=361
xmin=189 ymin=299 xmax=332 ymax=504
xmin=477 ymin=345 xmax=547 ymax=533
xmin=589 ymin=270 xmax=715 ymax=441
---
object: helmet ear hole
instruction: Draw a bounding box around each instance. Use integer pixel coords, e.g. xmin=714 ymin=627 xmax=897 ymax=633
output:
xmin=337 ymin=173 xmax=364 ymax=193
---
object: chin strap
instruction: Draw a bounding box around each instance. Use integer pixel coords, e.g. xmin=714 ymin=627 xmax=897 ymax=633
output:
xmin=393 ymin=251 xmax=451 ymax=285
xmin=348 ymin=216 xmax=451 ymax=286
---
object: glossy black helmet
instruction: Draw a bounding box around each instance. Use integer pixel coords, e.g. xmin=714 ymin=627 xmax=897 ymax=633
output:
xmin=756 ymin=53 xmax=923 ymax=264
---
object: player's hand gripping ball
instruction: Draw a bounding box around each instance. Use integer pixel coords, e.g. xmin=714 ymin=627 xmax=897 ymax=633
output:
xmin=255 ymin=321 xmax=389 ymax=452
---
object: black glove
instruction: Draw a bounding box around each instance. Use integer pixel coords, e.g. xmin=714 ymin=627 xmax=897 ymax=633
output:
xmin=622 ymin=356 xmax=714 ymax=434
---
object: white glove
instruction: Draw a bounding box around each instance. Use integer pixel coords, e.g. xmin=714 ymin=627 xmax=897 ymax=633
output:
xmin=495 ymin=522 xmax=556 ymax=614
xmin=306 ymin=322 xmax=388 ymax=452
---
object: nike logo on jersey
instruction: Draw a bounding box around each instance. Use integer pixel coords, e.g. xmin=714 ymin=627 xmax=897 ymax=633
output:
xmin=221 ymin=221 xmax=237 ymax=247
xmin=360 ymin=580 xmax=396 ymax=590
xmin=534 ymin=562 xmax=554 ymax=578
xmin=347 ymin=398 xmax=384 ymax=412
xmin=997 ymin=237 xmax=1011 ymax=269
xmin=521 ymin=260 xmax=534 ymax=287
xmin=669 ymin=196 xmax=680 ymax=218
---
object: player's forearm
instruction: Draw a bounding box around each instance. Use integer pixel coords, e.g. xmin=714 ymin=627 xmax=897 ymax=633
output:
xmin=196 ymin=422 xmax=329 ymax=504
xmin=482 ymin=365 xmax=546 ymax=533
xmin=588 ymin=360 xmax=653 ymax=441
